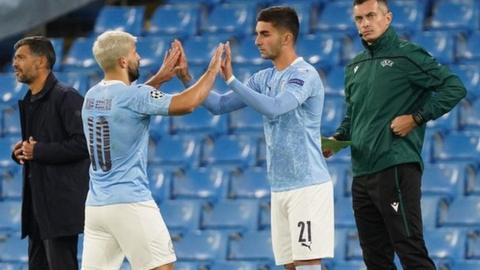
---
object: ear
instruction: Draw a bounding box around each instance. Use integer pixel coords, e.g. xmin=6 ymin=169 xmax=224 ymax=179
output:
xmin=118 ymin=56 xmax=128 ymax=69
xmin=36 ymin=55 xmax=49 ymax=69
xmin=385 ymin=11 xmax=393 ymax=25
xmin=283 ymin=32 xmax=293 ymax=46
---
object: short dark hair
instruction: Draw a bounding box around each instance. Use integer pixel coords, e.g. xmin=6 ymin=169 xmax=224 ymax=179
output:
xmin=257 ymin=6 xmax=299 ymax=43
xmin=14 ymin=36 xmax=56 ymax=70
xmin=353 ymin=0 xmax=389 ymax=9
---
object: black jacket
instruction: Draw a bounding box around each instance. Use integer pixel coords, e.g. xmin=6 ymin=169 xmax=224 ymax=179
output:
xmin=11 ymin=73 xmax=90 ymax=239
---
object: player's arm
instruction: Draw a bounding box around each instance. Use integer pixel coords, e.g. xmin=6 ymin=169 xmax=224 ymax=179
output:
xmin=145 ymin=40 xmax=182 ymax=89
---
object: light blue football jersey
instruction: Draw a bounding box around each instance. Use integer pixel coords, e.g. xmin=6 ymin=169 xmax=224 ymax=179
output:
xmin=246 ymin=58 xmax=331 ymax=191
xmin=81 ymin=80 xmax=172 ymax=206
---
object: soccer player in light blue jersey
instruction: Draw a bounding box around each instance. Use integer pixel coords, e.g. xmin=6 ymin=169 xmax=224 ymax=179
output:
xmin=176 ymin=6 xmax=333 ymax=270
xmin=80 ymin=30 xmax=224 ymax=270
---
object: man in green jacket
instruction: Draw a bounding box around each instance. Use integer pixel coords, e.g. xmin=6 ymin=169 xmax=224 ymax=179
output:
xmin=326 ymin=0 xmax=467 ymax=269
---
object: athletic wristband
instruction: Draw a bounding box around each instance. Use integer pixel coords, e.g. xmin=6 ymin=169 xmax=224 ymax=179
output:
xmin=412 ymin=112 xmax=425 ymax=126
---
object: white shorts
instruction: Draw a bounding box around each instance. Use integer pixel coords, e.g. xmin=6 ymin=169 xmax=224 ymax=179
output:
xmin=271 ymin=181 xmax=334 ymax=265
xmin=81 ymin=200 xmax=176 ymax=270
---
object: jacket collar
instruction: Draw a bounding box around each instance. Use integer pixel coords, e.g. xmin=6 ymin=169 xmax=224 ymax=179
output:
xmin=24 ymin=72 xmax=57 ymax=102
xmin=362 ymin=26 xmax=398 ymax=55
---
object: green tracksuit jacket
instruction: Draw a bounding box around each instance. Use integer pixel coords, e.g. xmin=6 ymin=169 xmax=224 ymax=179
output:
xmin=335 ymin=27 xmax=466 ymax=177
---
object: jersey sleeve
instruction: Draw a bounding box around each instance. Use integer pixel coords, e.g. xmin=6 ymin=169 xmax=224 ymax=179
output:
xmin=284 ymin=68 xmax=317 ymax=104
xmin=126 ymin=84 xmax=173 ymax=115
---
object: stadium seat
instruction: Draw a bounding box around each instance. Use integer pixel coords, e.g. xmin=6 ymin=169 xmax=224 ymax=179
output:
xmin=331 ymin=261 xmax=367 ymax=270
xmin=334 ymin=228 xmax=350 ymax=261
xmin=313 ymin=1 xmax=356 ymax=34
xmin=324 ymin=67 xmax=345 ymax=96
xmin=228 ymin=106 xmax=263 ymax=134
xmin=183 ymin=35 xmax=234 ymax=66
xmin=1 ymin=106 xmax=21 ymax=137
xmin=0 ymin=73 xmax=27 ymax=107
xmin=174 ymin=230 xmax=228 ymax=261
xmin=433 ymin=132 xmax=480 ymax=162
xmin=428 ymin=0 xmax=478 ymax=31
xmin=200 ymin=135 xmax=255 ymax=168
xmin=460 ymin=99 xmax=480 ymax=130
xmin=149 ymin=136 xmax=198 ymax=168
xmin=201 ymin=199 xmax=259 ymax=230
xmin=136 ymin=37 xmax=169 ymax=71
xmin=171 ymin=107 xmax=227 ymax=135
xmin=0 ymin=236 xmax=28 ymax=262
xmin=231 ymin=37 xmax=267 ymax=66
xmin=94 ymin=6 xmax=145 ymax=36
xmin=158 ymin=77 xmax=186 ymax=94
xmin=328 ymin=163 xmax=349 ymax=198
xmin=342 ymin=36 xmax=365 ymax=63
xmin=466 ymin=230 xmax=480 ymax=259
xmin=1 ymin=166 xmax=22 ymax=199
xmin=160 ymin=199 xmax=201 ymax=231
xmin=209 ymin=261 xmax=258 ymax=270
xmin=201 ymin=4 xmax=255 ymax=36
xmin=421 ymin=163 xmax=465 ymax=198
xmin=440 ymin=197 xmax=480 ymax=226
xmin=228 ymin=168 xmax=269 ymax=199
xmin=457 ymin=32 xmax=480 ymax=62
xmin=322 ymin=95 xmax=345 ymax=136
xmin=411 ymin=31 xmax=455 ymax=64
xmin=55 ymin=71 xmax=89 ymax=95
xmin=147 ymin=165 xmax=172 ymax=202
xmin=451 ymin=260 xmax=480 ymax=270
xmin=175 ymin=261 xmax=202 ymax=270
xmin=426 ymin=106 xmax=459 ymax=131
xmin=148 ymin=4 xmax=199 ymax=37
xmin=276 ymin=2 xmax=313 ymax=34
xmin=449 ymin=64 xmax=480 ymax=99
xmin=424 ymin=228 xmax=465 ymax=259
xmin=0 ymin=263 xmax=22 ymax=270
xmin=171 ymin=168 xmax=227 ymax=200
xmin=465 ymin=164 xmax=480 ymax=195
xmin=421 ymin=195 xmax=448 ymax=228
xmin=335 ymin=196 xmax=355 ymax=227
xmin=228 ymin=230 xmax=274 ymax=260
xmin=0 ymin=138 xmax=16 ymax=168
xmin=296 ymin=34 xmax=342 ymax=67
xmin=50 ymin=38 xmax=64 ymax=71
xmin=346 ymin=230 xmax=363 ymax=260
xmin=259 ymin=199 xmax=270 ymax=230
xmin=0 ymin=201 xmax=21 ymax=231
xmin=389 ymin=0 xmax=425 ymax=34
xmin=149 ymin=115 xmax=171 ymax=140
xmin=63 ymin=37 xmax=98 ymax=72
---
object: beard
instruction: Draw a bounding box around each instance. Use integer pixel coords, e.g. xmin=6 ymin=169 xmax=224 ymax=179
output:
xmin=15 ymin=70 xmax=33 ymax=84
xmin=127 ymin=61 xmax=140 ymax=83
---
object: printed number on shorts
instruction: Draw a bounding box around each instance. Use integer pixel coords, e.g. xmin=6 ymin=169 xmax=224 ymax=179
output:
xmin=297 ymin=221 xmax=312 ymax=243
xmin=87 ymin=116 xmax=112 ymax=172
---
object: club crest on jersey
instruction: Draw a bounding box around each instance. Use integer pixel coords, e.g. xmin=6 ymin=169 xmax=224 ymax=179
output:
xmin=381 ymin=59 xmax=394 ymax=67
xmin=150 ymin=90 xmax=165 ymax=99
xmin=288 ymin=78 xmax=304 ymax=86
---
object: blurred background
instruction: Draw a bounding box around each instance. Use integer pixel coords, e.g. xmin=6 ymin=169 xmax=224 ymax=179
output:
xmin=0 ymin=0 xmax=479 ymax=269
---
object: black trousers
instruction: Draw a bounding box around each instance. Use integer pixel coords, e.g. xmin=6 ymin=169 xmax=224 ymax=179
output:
xmin=28 ymin=220 xmax=79 ymax=270
xmin=352 ymin=163 xmax=436 ymax=270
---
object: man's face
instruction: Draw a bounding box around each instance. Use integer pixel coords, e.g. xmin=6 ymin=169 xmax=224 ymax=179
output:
xmin=127 ymin=45 xmax=140 ymax=83
xmin=255 ymin=21 xmax=284 ymax=60
xmin=12 ymin=45 xmax=42 ymax=84
xmin=353 ymin=0 xmax=392 ymax=43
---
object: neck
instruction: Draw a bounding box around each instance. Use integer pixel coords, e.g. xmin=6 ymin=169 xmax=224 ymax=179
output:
xmin=29 ymin=71 xmax=50 ymax=95
xmin=273 ymin=48 xmax=298 ymax=71
xmin=104 ymin=69 xmax=131 ymax=85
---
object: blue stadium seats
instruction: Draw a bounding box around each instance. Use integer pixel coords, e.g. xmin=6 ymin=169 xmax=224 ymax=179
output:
xmin=2 ymin=106 xmax=21 ymax=137
xmin=0 ymin=263 xmax=22 ymax=270
xmin=209 ymin=261 xmax=258 ymax=270
xmin=460 ymin=99 xmax=480 ymax=130
xmin=0 ymin=74 xmax=27 ymax=107
xmin=171 ymin=107 xmax=227 ymax=135
xmin=449 ymin=64 xmax=480 ymax=99
xmin=467 ymin=230 xmax=480 ymax=259
xmin=148 ymin=115 xmax=171 ymax=140
xmin=451 ymin=260 xmax=480 ymax=270
xmin=94 ymin=6 xmax=145 ymax=36
xmin=160 ymin=199 xmax=201 ymax=231
xmin=424 ymin=228 xmax=465 ymax=259
xmin=422 ymin=163 xmax=465 ymax=197
xmin=297 ymin=34 xmax=342 ymax=67
xmin=50 ymin=38 xmax=64 ymax=71
xmin=158 ymin=77 xmax=187 ymax=94
xmin=201 ymin=199 xmax=259 ymax=230
xmin=433 ymin=132 xmax=480 ymax=162
xmin=228 ymin=106 xmax=263 ymax=134
xmin=426 ymin=106 xmax=459 ymax=131
xmin=147 ymin=165 xmax=171 ymax=202
xmin=345 ymin=230 xmax=363 ymax=260
xmin=0 ymin=138 xmax=16 ymax=168
xmin=328 ymin=163 xmax=349 ymax=198
xmin=171 ymin=168 xmax=227 ymax=200
xmin=440 ymin=197 xmax=480 ymax=226
xmin=411 ymin=31 xmax=455 ymax=64
xmin=428 ymin=0 xmax=478 ymax=31
xmin=331 ymin=261 xmax=367 ymax=270
xmin=389 ymin=0 xmax=425 ymax=34
xmin=259 ymin=199 xmax=270 ymax=230
xmin=201 ymin=4 xmax=255 ymax=36
xmin=342 ymin=36 xmax=365 ymax=63
xmin=183 ymin=35 xmax=234 ymax=65
xmin=201 ymin=135 xmax=255 ymax=168
xmin=465 ymin=164 xmax=480 ymax=195
xmin=55 ymin=71 xmax=89 ymax=95
xmin=0 ymin=201 xmax=21 ymax=231
xmin=322 ymin=95 xmax=345 ymax=136
xmin=334 ymin=228 xmax=350 ymax=261
xmin=335 ymin=196 xmax=355 ymax=227
xmin=228 ymin=230 xmax=274 ymax=260
xmin=421 ymin=195 xmax=448 ymax=228
xmin=174 ymin=230 xmax=228 ymax=261
xmin=148 ymin=5 xmax=199 ymax=37
xmin=0 ymin=236 xmax=27 ymax=262
xmin=175 ymin=261 xmax=202 ymax=270
xmin=136 ymin=36 xmax=169 ymax=71
xmin=231 ymin=37 xmax=267 ymax=66
xmin=149 ymin=136 xmax=198 ymax=167
xmin=313 ymin=1 xmax=356 ymax=34
xmin=1 ymin=166 xmax=22 ymax=199
xmin=277 ymin=2 xmax=313 ymax=34
xmin=324 ymin=67 xmax=345 ymax=96
xmin=63 ymin=37 xmax=98 ymax=72
xmin=457 ymin=32 xmax=480 ymax=62
xmin=228 ymin=168 xmax=269 ymax=199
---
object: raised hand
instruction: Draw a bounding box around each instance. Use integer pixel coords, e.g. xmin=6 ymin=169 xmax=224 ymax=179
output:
xmin=221 ymin=41 xmax=233 ymax=80
xmin=174 ymin=40 xmax=192 ymax=84
xmin=156 ymin=42 xmax=181 ymax=82
xmin=207 ymin=43 xmax=225 ymax=74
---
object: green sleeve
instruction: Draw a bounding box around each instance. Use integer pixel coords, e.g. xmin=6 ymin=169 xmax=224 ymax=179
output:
xmin=408 ymin=48 xmax=467 ymax=122
xmin=334 ymin=67 xmax=352 ymax=141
